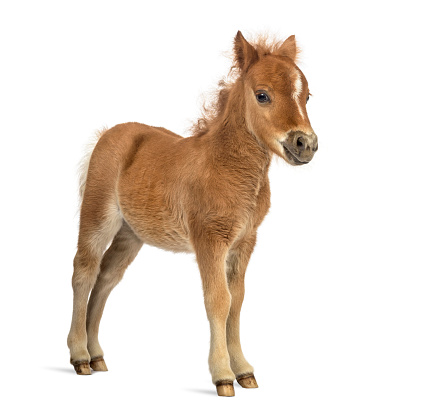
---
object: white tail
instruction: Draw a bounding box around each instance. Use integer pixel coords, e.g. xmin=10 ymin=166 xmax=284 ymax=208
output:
xmin=78 ymin=127 xmax=108 ymax=206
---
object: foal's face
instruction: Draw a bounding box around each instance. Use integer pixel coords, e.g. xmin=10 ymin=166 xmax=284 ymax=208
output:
xmin=244 ymin=54 xmax=318 ymax=165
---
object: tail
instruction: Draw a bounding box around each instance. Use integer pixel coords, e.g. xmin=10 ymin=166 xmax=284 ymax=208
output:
xmin=78 ymin=127 xmax=109 ymax=208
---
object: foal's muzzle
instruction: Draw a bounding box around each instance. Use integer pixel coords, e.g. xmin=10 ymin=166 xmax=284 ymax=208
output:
xmin=282 ymin=130 xmax=318 ymax=165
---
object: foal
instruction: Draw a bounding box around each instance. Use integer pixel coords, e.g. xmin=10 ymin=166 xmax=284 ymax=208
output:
xmin=67 ymin=31 xmax=318 ymax=397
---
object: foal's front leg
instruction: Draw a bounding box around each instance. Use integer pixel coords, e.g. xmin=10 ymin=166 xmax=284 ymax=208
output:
xmin=226 ymin=234 xmax=258 ymax=388
xmin=195 ymin=239 xmax=235 ymax=396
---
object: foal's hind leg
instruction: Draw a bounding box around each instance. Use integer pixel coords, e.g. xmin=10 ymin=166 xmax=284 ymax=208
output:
xmin=67 ymin=205 xmax=122 ymax=375
xmin=86 ymin=222 xmax=143 ymax=371
xmin=226 ymin=234 xmax=258 ymax=388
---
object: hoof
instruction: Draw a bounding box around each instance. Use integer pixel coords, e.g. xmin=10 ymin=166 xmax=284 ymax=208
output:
xmin=90 ymin=357 xmax=108 ymax=372
xmin=237 ymin=374 xmax=258 ymax=388
xmin=72 ymin=361 xmax=91 ymax=375
xmin=216 ymin=381 xmax=235 ymax=397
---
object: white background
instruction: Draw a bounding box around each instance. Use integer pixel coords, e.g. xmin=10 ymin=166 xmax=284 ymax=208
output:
xmin=1 ymin=1 xmax=421 ymax=409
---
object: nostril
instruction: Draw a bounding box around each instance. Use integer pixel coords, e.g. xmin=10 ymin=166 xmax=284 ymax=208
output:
xmin=297 ymin=136 xmax=306 ymax=151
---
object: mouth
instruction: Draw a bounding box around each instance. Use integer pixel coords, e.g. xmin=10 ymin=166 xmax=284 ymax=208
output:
xmin=280 ymin=143 xmax=309 ymax=165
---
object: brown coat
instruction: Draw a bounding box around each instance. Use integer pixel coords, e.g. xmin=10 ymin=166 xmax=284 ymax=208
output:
xmin=68 ymin=31 xmax=318 ymax=396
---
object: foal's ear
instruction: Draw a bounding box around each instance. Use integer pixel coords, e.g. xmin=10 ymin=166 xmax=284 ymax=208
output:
xmin=234 ymin=31 xmax=259 ymax=71
xmin=276 ymin=35 xmax=299 ymax=62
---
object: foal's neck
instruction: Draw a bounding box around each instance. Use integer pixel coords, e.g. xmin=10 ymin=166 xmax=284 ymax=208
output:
xmin=210 ymin=79 xmax=272 ymax=176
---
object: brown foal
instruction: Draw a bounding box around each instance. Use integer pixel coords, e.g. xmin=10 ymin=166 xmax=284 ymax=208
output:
xmin=67 ymin=31 xmax=318 ymax=396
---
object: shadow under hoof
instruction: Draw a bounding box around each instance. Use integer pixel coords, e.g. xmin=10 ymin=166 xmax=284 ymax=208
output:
xmin=184 ymin=388 xmax=216 ymax=396
xmin=44 ymin=367 xmax=76 ymax=374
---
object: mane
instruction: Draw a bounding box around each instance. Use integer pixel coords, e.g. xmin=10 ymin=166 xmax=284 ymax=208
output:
xmin=191 ymin=35 xmax=299 ymax=138
xmin=190 ymin=76 xmax=237 ymax=138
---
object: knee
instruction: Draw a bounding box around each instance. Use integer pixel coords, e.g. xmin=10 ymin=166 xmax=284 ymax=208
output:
xmin=72 ymin=252 xmax=100 ymax=290
xmin=204 ymin=289 xmax=232 ymax=322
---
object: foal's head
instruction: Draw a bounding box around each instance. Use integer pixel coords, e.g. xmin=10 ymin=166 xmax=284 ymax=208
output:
xmin=235 ymin=31 xmax=318 ymax=165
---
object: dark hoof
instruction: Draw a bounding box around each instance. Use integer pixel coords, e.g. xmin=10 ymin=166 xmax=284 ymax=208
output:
xmin=90 ymin=357 xmax=108 ymax=371
xmin=216 ymin=381 xmax=235 ymax=396
xmin=237 ymin=374 xmax=258 ymax=388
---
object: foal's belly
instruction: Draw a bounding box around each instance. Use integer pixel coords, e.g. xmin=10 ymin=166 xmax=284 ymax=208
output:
xmin=120 ymin=201 xmax=194 ymax=253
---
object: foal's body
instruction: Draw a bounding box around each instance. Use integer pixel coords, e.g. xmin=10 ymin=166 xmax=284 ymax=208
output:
xmin=109 ymin=121 xmax=269 ymax=254
xmin=68 ymin=32 xmax=318 ymax=396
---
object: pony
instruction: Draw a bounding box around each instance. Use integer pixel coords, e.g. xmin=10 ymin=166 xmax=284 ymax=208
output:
xmin=67 ymin=31 xmax=318 ymax=397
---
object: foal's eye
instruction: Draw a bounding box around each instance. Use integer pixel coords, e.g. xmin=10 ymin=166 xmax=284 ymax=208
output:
xmin=256 ymin=91 xmax=271 ymax=104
